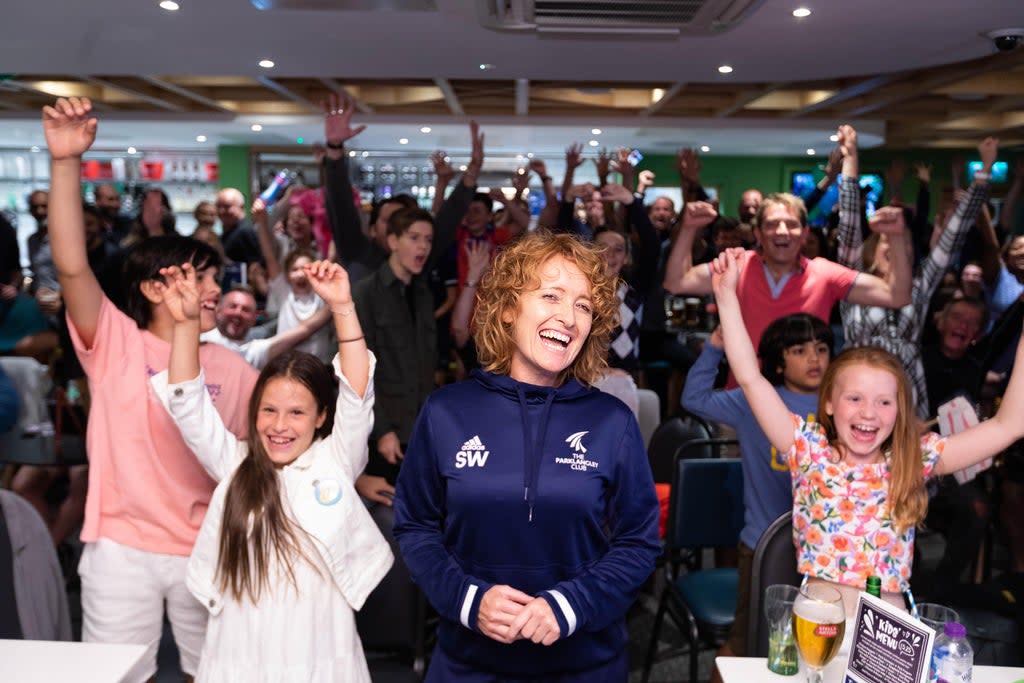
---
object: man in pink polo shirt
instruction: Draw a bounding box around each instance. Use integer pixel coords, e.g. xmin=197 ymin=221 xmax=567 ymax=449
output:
xmin=44 ymin=97 xmax=257 ymax=682
xmin=664 ymin=193 xmax=912 ymax=362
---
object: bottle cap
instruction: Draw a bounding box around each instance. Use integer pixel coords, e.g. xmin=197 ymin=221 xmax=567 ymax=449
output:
xmin=943 ymin=621 xmax=967 ymax=638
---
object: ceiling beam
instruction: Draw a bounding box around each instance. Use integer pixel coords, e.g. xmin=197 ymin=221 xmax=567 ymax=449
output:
xmin=715 ymin=82 xmax=789 ymax=118
xmin=256 ymin=77 xmax=320 ymax=114
xmin=515 ymin=79 xmax=529 ymax=116
xmin=141 ymin=76 xmax=235 ymax=113
xmin=782 ymin=74 xmax=900 ymax=118
xmin=844 ymin=49 xmax=1024 ymax=118
xmin=433 ymin=78 xmax=464 ymax=115
xmin=640 ymin=82 xmax=686 ymax=116
xmin=8 ymin=80 xmax=109 ymax=109
xmin=318 ymin=78 xmax=375 ymax=114
xmin=81 ymin=76 xmax=185 ymax=112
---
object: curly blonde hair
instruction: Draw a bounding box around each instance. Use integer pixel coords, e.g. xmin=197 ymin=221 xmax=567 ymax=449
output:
xmin=472 ymin=230 xmax=618 ymax=386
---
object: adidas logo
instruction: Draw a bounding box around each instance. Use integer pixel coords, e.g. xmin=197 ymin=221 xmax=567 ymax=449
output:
xmin=455 ymin=435 xmax=490 ymax=469
xmin=461 ymin=435 xmax=486 ymax=451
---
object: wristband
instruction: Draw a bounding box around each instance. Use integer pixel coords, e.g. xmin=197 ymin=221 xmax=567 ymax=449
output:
xmin=540 ymin=175 xmax=552 ymax=182
xmin=326 ymin=141 xmax=345 ymax=150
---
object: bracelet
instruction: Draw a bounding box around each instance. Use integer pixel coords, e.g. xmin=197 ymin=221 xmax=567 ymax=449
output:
xmin=540 ymin=175 xmax=552 ymax=182
xmin=326 ymin=141 xmax=345 ymax=150
xmin=338 ymin=335 xmax=364 ymax=343
xmin=333 ymin=305 xmax=355 ymax=316
xmin=465 ymin=280 xmax=477 ymax=288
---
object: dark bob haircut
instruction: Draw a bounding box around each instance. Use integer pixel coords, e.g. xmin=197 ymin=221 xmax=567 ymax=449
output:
xmin=757 ymin=313 xmax=834 ymax=386
xmin=122 ymin=235 xmax=223 ymax=329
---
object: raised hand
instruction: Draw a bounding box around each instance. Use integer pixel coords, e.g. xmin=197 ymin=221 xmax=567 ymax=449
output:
xmin=868 ymin=206 xmax=907 ymax=236
xmin=836 ymin=124 xmax=857 ymax=159
xmin=680 ymin=201 xmax=718 ymax=232
xmin=304 ymin=259 xmax=353 ymax=311
xmin=676 ymin=148 xmax=701 ymax=185
xmin=42 ymin=97 xmax=98 ymax=160
xmin=824 ymin=146 xmax=843 ymax=179
xmin=528 ymin=159 xmax=549 ymax=179
xmin=477 ymin=585 xmax=533 ymax=644
xmin=431 ymin=150 xmax=454 ymax=185
xmin=978 ymin=136 xmax=999 ymax=171
xmin=251 ymin=197 xmax=268 ymax=224
xmin=594 ymin=148 xmax=611 ymax=179
xmin=611 ymin=147 xmax=636 ymax=188
xmin=568 ymin=182 xmax=595 ymax=202
xmin=465 ymin=239 xmax=491 ymax=283
xmin=488 ymin=187 xmax=508 ymax=204
xmin=599 ymin=182 xmax=633 ymax=205
xmin=914 ymin=162 xmax=932 ymax=184
xmin=512 ymin=168 xmax=530 ymax=196
xmin=321 ymin=92 xmax=366 ymax=146
xmin=637 ymin=169 xmax=656 ymax=192
xmin=158 ymin=263 xmax=200 ymax=324
xmin=565 ymin=143 xmax=584 ymax=171
xmin=710 ymin=249 xmax=742 ymax=297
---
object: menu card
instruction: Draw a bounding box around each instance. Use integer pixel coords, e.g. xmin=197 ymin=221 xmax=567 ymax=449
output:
xmin=844 ymin=594 xmax=935 ymax=683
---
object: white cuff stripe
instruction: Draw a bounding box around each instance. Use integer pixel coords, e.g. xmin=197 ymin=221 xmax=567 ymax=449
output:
xmin=547 ymin=590 xmax=577 ymax=636
xmin=460 ymin=584 xmax=479 ymax=629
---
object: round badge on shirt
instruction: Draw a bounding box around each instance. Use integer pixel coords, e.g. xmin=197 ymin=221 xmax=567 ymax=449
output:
xmin=313 ymin=478 xmax=342 ymax=506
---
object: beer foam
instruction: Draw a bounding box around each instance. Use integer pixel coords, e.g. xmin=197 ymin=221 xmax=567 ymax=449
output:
xmin=794 ymin=596 xmax=844 ymax=624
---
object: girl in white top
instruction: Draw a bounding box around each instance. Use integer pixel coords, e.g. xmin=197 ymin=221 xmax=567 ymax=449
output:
xmin=151 ymin=259 xmax=392 ymax=683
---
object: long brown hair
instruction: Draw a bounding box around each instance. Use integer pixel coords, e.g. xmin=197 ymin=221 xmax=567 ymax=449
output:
xmin=217 ymin=351 xmax=336 ymax=603
xmin=817 ymin=346 xmax=926 ymax=533
xmin=472 ymin=230 xmax=618 ymax=386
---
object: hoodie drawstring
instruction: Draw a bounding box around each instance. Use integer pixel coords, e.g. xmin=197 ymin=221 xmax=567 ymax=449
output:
xmin=516 ymin=385 xmax=556 ymax=523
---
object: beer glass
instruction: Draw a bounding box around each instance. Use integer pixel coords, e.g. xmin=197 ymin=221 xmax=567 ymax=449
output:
xmin=792 ymin=583 xmax=845 ymax=683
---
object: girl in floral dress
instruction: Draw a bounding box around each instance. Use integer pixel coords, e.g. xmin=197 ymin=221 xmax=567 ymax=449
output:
xmin=709 ymin=246 xmax=1024 ymax=617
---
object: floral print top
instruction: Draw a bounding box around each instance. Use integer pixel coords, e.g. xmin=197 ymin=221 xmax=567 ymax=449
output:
xmin=787 ymin=415 xmax=943 ymax=594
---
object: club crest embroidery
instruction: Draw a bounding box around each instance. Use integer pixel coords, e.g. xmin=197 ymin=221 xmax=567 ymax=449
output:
xmin=554 ymin=431 xmax=600 ymax=472
xmin=313 ymin=478 xmax=342 ymax=506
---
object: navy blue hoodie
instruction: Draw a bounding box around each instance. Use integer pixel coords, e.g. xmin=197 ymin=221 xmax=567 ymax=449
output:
xmin=393 ymin=370 xmax=660 ymax=676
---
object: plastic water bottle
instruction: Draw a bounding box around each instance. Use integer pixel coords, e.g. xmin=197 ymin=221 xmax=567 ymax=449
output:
xmin=934 ymin=621 xmax=972 ymax=683
xmin=259 ymin=169 xmax=291 ymax=206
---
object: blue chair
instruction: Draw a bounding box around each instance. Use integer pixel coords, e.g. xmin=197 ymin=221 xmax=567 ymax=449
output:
xmin=641 ymin=455 xmax=743 ymax=683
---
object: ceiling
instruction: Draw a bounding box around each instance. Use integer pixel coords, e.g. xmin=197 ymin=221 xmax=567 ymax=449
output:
xmin=1 ymin=0 xmax=1023 ymax=158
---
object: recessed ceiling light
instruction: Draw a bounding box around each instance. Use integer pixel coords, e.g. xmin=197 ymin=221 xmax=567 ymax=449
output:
xmin=718 ymin=65 xmax=734 ymax=74
xmin=420 ymin=126 xmax=431 ymax=133
xmin=399 ymin=138 xmax=409 ymax=145
xmin=700 ymin=145 xmax=710 ymax=153
xmin=251 ymin=124 xmax=263 ymax=132
xmin=195 ymin=134 xmax=207 ymax=143
xmin=588 ymin=140 xmax=599 ymax=147
xmin=792 ymin=7 xmax=811 ymax=18
xmin=829 ymin=134 xmax=839 ymax=142
xmin=258 ymin=59 xmax=275 ymax=69
xmin=459 ymin=164 xmax=468 ymax=171
xmin=591 ymin=128 xmax=602 ymax=135
xmin=349 ymin=150 xmax=357 ymax=157
xmin=806 ymin=148 xmax=816 ymax=155
xmin=127 ymin=146 xmax=137 ymax=154
xmin=526 ymin=152 xmax=534 ymax=159
xmin=479 ymin=63 xmax=495 ymax=71
xmin=159 ymin=0 xmax=179 ymax=10
xmin=517 ymin=168 xmax=527 ymax=175
xmin=361 ymin=151 xmax=369 ymax=157
xmin=30 ymin=145 xmax=41 ymax=153
xmin=516 ymin=154 xmax=524 ymax=161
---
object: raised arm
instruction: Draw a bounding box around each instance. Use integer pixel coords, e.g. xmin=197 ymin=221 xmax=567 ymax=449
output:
xmin=560 ymin=143 xmax=584 ymax=208
xmin=939 ymin=318 xmax=1024 ymax=475
xmin=712 ymin=250 xmax=796 ymax=453
xmin=530 ymin=159 xmax=559 ymax=229
xmin=432 ymin=121 xmax=483 ymax=261
xmin=804 ymin=146 xmax=842 ymax=214
xmin=430 ymin=151 xmax=454 ymax=217
xmin=451 ymin=240 xmax=489 ymax=349
xmin=152 ymin=263 xmax=244 ymax=481
xmin=252 ymin=198 xmax=281 ymax=280
xmin=662 ymin=201 xmax=718 ymax=295
xmin=846 ymin=207 xmax=912 ymax=308
xmin=833 ymin=126 xmax=862 ymax=269
xmin=321 ymin=93 xmax=367 ymax=266
xmin=41 ymin=98 xmax=104 ymax=347
xmin=502 ymin=169 xmax=531 ymax=236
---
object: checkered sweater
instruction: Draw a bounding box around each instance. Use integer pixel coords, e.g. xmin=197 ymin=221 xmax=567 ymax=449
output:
xmin=837 ymin=177 xmax=988 ymax=418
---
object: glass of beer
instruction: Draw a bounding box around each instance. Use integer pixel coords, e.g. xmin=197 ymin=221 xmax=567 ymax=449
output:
xmin=792 ymin=583 xmax=845 ymax=683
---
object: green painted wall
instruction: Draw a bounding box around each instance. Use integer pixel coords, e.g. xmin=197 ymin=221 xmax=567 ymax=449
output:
xmin=217 ymin=145 xmax=250 ymax=201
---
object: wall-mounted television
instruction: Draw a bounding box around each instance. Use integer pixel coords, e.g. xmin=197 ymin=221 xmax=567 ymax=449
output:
xmin=967 ymin=161 xmax=1008 ymax=184
xmin=791 ymin=172 xmax=885 ymax=226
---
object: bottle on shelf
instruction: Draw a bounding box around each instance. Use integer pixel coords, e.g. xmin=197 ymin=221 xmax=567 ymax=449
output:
xmin=934 ymin=621 xmax=972 ymax=683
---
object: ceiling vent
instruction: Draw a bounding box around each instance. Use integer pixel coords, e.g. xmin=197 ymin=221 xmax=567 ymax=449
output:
xmin=477 ymin=0 xmax=766 ymax=37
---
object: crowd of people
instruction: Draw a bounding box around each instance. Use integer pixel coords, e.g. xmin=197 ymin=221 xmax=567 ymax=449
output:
xmin=1 ymin=94 xmax=1023 ymax=681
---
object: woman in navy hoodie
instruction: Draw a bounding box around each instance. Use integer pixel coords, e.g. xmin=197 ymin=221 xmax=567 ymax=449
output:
xmin=394 ymin=231 xmax=661 ymax=681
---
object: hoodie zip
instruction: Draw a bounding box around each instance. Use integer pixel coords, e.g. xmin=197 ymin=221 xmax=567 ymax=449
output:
xmin=515 ymin=384 xmax=556 ymax=522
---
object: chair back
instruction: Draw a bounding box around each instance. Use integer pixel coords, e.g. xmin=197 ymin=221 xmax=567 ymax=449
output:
xmin=647 ymin=413 xmax=715 ymax=483
xmin=636 ymin=389 xmax=661 ymax=448
xmin=746 ymin=511 xmax=800 ymax=657
xmin=666 ymin=456 xmax=744 ymax=560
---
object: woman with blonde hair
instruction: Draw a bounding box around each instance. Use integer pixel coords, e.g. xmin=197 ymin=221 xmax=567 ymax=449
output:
xmin=394 ymin=230 xmax=660 ymax=681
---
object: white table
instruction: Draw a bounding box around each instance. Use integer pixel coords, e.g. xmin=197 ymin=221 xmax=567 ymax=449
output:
xmin=0 ymin=639 xmax=148 ymax=683
xmin=717 ymin=657 xmax=1024 ymax=683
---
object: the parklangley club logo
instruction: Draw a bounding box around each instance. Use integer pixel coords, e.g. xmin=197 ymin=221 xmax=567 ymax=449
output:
xmin=455 ymin=435 xmax=490 ymax=468
xmin=555 ymin=431 xmax=599 ymax=472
